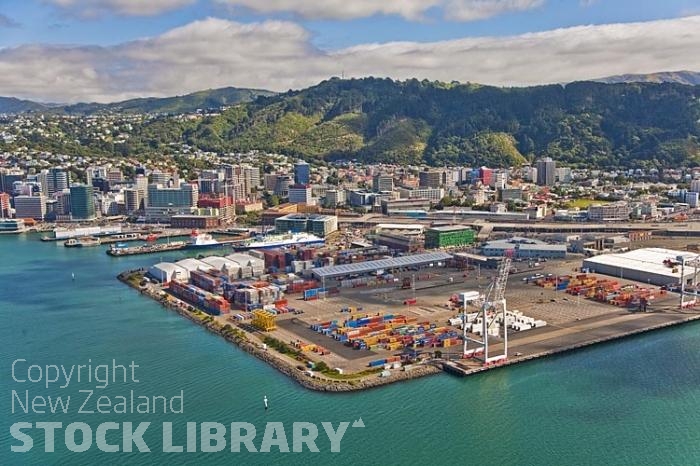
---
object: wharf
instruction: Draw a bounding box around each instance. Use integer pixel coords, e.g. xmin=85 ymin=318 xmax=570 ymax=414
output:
xmin=442 ymin=310 xmax=700 ymax=376
xmin=106 ymin=238 xmax=246 ymax=256
xmin=107 ymin=241 xmax=188 ymax=256
xmin=99 ymin=233 xmax=191 ymax=244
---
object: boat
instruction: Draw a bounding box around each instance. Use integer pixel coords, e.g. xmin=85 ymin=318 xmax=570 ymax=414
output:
xmin=184 ymin=230 xmax=223 ymax=249
xmin=233 ymin=232 xmax=325 ymax=251
xmin=64 ymin=237 xmax=101 ymax=248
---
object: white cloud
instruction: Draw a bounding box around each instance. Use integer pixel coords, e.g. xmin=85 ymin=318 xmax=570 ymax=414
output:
xmin=46 ymin=0 xmax=195 ymax=17
xmin=47 ymin=0 xmax=546 ymax=21
xmin=215 ymin=0 xmax=543 ymax=21
xmin=216 ymin=0 xmax=438 ymax=21
xmin=445 ymin=0 xmax=545 ymax=21
xmin=1 ymin=16 xmax=699 ymax=103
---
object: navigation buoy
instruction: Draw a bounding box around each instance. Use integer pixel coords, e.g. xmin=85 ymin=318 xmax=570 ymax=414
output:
xmin=263 ymin=395 xmax=268 ymax=410
xmin=71 ymin=272 xmax=75 ymax=281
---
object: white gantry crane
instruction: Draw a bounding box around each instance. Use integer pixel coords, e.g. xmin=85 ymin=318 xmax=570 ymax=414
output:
xmin=463 ymin=250 xmax=513 ymax=365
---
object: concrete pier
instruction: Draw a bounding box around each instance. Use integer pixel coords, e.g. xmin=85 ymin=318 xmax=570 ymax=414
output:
xmin=443 ymin=310 xmax=700 ymax=376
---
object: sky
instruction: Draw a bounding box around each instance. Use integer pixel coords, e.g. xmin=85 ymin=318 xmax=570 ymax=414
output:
xmin=0 ymin=0 xmax=699 ymax=103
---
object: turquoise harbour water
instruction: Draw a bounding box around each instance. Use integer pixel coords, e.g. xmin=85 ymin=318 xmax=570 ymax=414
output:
xmin=2 ymin=234 xmax=700 ymax=465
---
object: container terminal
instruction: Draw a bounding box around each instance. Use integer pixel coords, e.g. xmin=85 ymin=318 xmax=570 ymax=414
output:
xmin=120 ymin=236 xmax=700 ymax=390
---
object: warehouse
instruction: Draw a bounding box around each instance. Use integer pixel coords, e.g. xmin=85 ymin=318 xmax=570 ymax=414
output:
xmin=175 ymin=258 xmax=211 ymax=275
xmin=225 ymin=253 xmax=265 ymax=277
xmin=424 ymin=225 xmax=475 ymax=249
xmin=312 ymin=252 xmax=452 ymax=280
xmin=274 ymin=213 xmax=338 ymax=237
xmin=481 ymin=237 xmax=567 ymax=259
xmin=582 ymin=248 xmax=700 ymax=286
xmin=200 ymin=256 xmax=242 ymax=278
xmin=147 ymin=263 xmax=189 ymax=283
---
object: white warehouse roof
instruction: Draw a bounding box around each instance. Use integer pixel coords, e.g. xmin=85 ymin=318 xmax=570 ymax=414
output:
xmin=175 ymin=258 xmax=212 ymax=272
xmin=583 ymin=248 xmax=700 ymax=282
xmin=200 ymin=256 xmax=241 ymax=271
xmin=147 ymin=262 xmax=188 ymax=282
xmin=374 ymin=223 xmax=425 ymax=232
xmin=225 ymin=253 xmax=264 ymax=268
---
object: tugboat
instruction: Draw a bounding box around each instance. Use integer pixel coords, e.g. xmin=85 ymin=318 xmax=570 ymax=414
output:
xmin=64 ymin=237 xmax=101 ymax=248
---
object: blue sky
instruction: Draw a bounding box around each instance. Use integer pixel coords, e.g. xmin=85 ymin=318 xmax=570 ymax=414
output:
xmin=2 ymin=0 xmax=697 ymax=47
xmin=0 ymin=0 xmax=698 ymax=102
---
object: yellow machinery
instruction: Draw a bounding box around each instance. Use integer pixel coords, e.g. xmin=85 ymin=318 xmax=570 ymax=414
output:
xmin=252 ymin=310 xmax=276 ymax=331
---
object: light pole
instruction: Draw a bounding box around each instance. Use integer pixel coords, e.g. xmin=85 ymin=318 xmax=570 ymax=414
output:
xmin=678 ymin=255 xmax=686 ymax=309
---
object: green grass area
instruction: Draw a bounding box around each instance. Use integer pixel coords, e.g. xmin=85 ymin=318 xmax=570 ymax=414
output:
xmin=320 ymin=368 xmax=384 ymax=380
xmin=125 ymin=272 xmax=144 ymax=287
xmin=566 ymin=198 xmax=610 ymax=209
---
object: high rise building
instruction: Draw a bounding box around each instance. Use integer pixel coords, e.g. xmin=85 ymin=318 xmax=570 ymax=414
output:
xmin=150 ymin=170 xmax=178 ymax=187
xmin=536 ymin=157 xmax=557 ymax=186
xmin=106 ymin=168 xmax=123 ymax=183
xmin=69 ymin=185 xmax=96 ymax=220
xmin=324 ymin=189 xmax=346 ymax=207
xmin=690 ymin=179 xmax=700 ymax=193
xmin=37 ymin=170 xmax=49 ymax=197
xmin=264 ymin=174 xmax=279 ymax=192
xmin=242 ymin=165 xmax=260 ymax=193
xmin=124 ymin=188 xmax=142 ymax=214
xmin=556 ymin=167 xmax=572 ymax=184
xmin=492 ymin=171 xmax=508 ymax=190
xmin=294 ymin=161 xmax=310 ymax=185
xmin=198 ymin=171 xmax=222 ymax=195
xmin=48 ymin=168 xmax=70 ymax=196
xmin=478 ymin=167 xmax=494 ymax=186
xmin=288 ymin=184 xmax=314 ymax=204
xmin=274 ymin=175 xmax=293 ymax=197
xmin=0 ymin=192 xmax=11 ymax=217
xmin=419 ymin=169 xmax=445 ymax=189
xmin=0 ymin=169 xmax=26 ymax=194
xmin=198 ymin=195 xmax=234 ymax=224
xmin=145 ymin=183 xmax=199 ymax=222
xmin=134 ymin=175 xmax=149 ymax=207
xmin=14 ymin=195 xmax=47 ymax=220
xmin=86 ymin=166 xmax=108 ymax=184
xmin=373 ymin=174 xmax=394 ymax=193
xmin=147 ymin=183 xmax=198 ymax=208
xmin=55 ymin=189 xmax=72 ymax=216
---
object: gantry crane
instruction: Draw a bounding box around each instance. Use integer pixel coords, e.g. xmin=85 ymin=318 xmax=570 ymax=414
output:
xmin=463 ymin=250 xmax=513 ymax=364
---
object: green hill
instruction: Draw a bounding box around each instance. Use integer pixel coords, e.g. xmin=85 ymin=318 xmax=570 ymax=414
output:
xmin=594 ymin=71 xmax=700 ymax=86
xmin=4 ymin=77 xmax=700 ymax=169
xmin=0 ymin=96 xmax=53 ymax=114
xmin=184 ymin=77 xmax=700 ymax=168
xmin=0 ymin=87 xmax=275 ymax=115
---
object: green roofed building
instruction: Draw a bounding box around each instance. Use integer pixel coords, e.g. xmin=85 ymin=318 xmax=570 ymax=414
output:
xmin=425 ymin=225 xmax=475 ymax=249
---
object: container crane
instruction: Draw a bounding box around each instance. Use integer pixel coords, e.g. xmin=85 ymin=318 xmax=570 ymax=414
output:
xmin=463 ymin=250 xmax=513 ymax=365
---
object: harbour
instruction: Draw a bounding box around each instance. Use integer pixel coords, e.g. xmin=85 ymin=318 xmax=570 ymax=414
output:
xmin=3 ymin=231 xmax=700 ymax=465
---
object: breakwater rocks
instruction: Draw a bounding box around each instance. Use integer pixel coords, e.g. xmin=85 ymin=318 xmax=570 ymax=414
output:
xmin=118 ymin=270 xmax=442 ymax=392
